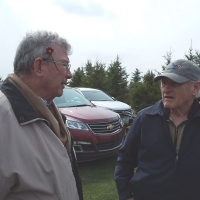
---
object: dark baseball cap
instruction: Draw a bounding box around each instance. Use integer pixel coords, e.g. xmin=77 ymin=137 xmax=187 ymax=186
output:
xmin=154 ymin=59 xmax=200 ymax=83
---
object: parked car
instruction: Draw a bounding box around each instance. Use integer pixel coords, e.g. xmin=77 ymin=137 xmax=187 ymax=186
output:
xmin=75 ymin=87 xmax=134 ymax=127
xmin=54 ymin=87 xmax=126 ymax=162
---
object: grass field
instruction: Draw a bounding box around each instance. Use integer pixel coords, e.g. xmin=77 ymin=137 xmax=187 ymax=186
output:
xmin=78 ymin=154 xmax=119 ymax=200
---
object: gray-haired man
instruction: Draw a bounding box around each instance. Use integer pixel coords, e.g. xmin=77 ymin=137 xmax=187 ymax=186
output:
xmin=0 ymin=31 xmax=83 ymax=200
xmin=115 ymin=59 xmax=200 ymax=200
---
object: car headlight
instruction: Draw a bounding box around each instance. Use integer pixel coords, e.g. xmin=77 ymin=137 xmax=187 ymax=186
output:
xmin=117 ymin=114 xmax=124 ymax=127
xmin=66 ymin=119 xmax=89 ymax=131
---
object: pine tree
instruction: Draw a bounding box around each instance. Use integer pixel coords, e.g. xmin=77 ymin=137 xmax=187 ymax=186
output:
xmin=130 ymin=70 xmax=160 ymax=114
xmin=130 ymin=68 xmax=142 ymax=86
xmin=68 ymin=67 xmax=85 ymax=87
xmin=162 ymin=49 xmax=173 ymax=71
xmin=184 ymin=45 xmax=195 ymax=62
xmin=106 ymin=56 xmax=129 ymax=104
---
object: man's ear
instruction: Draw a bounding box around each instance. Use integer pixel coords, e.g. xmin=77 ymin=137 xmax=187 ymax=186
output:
xmin=33 ymin=57 xmax=44 ymax=76
xmin=193 ymin=81 xmax=200 ymax=95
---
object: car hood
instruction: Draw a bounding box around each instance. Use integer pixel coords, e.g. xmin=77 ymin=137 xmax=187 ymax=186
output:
xmin=59 ymin=106 xmax=118 ymax=123
xmin=91 ymin=101 xmax=131 ymax=110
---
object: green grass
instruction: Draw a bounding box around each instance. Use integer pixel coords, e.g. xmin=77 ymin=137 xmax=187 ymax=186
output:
xmin=78 ymin=154 xmax=119 ymax=200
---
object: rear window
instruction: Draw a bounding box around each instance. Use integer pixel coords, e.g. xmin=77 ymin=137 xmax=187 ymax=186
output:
xmin=82 ymin=90 xmax=114 ymax=101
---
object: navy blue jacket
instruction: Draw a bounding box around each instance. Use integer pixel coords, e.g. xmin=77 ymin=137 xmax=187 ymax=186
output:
xmin=114 ymin=99 xmax=200 ymax=200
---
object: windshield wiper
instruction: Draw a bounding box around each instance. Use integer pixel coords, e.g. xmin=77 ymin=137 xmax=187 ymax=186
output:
xmin=70 ymin=104 xmax=91 ymax=107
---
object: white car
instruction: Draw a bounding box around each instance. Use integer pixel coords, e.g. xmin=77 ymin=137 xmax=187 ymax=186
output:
xmin=75 ymin=87 xmax=134 ymax=127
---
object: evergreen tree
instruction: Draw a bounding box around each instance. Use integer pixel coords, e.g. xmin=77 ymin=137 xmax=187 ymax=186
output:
xmin=129 ymin=68 xmax=143 ymax=107
xmin=143 ymin=70 xmax=161 ymax=105
xmin=194 ymin=50 xmax=200 ymax=67
xmin=88 ymin=61 xmax=107 ymax=90
xmin=184 ymin=45 xmax=195 ymax=62
xmin=129 ymin=68 xmax=142 ymax=86
xmin=68 ymin=67 xmax=85 ymax=87
xmin=130 ymin=70 xmax=160 ymax=114
xmin=80 ymin=60 xmax=107 ymax=89
xmin=161 ymin=49 xmax=173 ymax=71
xmin=83 ymin=60 xmax=94 ymax=87
xmin=184 ymin=44 xmax=200 ymax=68
xmin=106 ymin=56 xmax=129 ymax=104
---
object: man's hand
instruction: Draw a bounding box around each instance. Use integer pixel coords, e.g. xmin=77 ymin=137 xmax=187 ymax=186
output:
xmin=126 ymin=198 xmax=134 ymax=200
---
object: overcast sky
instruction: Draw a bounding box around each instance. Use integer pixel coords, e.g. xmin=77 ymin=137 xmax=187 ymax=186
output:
xmin=1 ymin=0 xmax=200 ymax=80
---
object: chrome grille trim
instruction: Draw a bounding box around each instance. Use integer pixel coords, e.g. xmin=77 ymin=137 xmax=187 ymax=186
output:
xmin=87 ymin=119 xmax=121 ymax=134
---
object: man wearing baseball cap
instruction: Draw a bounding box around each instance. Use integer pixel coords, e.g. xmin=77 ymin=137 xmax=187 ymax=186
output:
xmin=115 ymin=59 xmax=200 ymax=200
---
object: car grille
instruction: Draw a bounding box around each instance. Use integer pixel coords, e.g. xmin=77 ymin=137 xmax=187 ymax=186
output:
xmin=80 ymin=144 xmax=93 ymax=151
xmin=87 ymin=119 xmax=121 ymax=134
xmin=97 ymin=139 xmax=123 ymax=151
xmin=114 ymin=109 xmax=133 ymax=117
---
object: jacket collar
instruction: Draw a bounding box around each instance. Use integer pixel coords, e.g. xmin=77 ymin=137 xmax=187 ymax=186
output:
xmin=1 ymin=78 xmax=45 ymax=124
xmin=145 ymin=100 xmax=165 ymax=116
xmin=145 ymin=99 xmax=200 ymax=120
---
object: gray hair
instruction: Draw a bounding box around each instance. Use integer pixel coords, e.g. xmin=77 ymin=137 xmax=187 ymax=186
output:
xmin=189 ymin=80 xmax=200 ymax=98
xmin=14 ymin=30 xmax=72 ymax=75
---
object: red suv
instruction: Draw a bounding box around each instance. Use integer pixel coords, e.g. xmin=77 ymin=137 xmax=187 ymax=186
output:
xmin=54 ymin=87 xmax=126 ymax=162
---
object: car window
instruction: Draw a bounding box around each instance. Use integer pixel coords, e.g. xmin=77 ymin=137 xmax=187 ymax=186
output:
xmin=54 ymin=88 xmax=93 ymax=108
xmin=81 ymin=90 xmax=114 ymax=101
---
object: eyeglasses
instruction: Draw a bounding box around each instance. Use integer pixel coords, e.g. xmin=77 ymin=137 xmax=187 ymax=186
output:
xmin=43 ymin=59 xmax=71 ymax=71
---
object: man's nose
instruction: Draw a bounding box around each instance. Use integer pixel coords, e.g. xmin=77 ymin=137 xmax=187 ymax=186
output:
xmin=66 ymin=69 xmax=72 ymax=79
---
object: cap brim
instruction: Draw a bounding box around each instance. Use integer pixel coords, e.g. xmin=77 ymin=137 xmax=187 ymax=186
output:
xmin=154 ymin=73 xmax=190 ymax=83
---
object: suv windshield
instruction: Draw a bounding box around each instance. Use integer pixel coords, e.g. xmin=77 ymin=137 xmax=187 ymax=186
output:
xmin=81 ymin=90 xmax=114 ymax=101
xmin=54 ymin=88 xmax=93 ymax=108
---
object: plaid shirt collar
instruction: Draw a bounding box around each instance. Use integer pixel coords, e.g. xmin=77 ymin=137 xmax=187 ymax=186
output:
xmin=39 ymin=97 xmax=52 ymax=108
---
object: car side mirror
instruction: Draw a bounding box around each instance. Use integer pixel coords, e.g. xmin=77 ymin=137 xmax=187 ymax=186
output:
xmin=112 ymin=97 xmax=116 ymax=101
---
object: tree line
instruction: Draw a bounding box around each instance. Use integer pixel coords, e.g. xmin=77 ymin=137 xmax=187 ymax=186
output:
xmin=69 ymin=45 xmax=200 ymax=114
xmin=1 ymin=46 xmax=199 ymax=114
